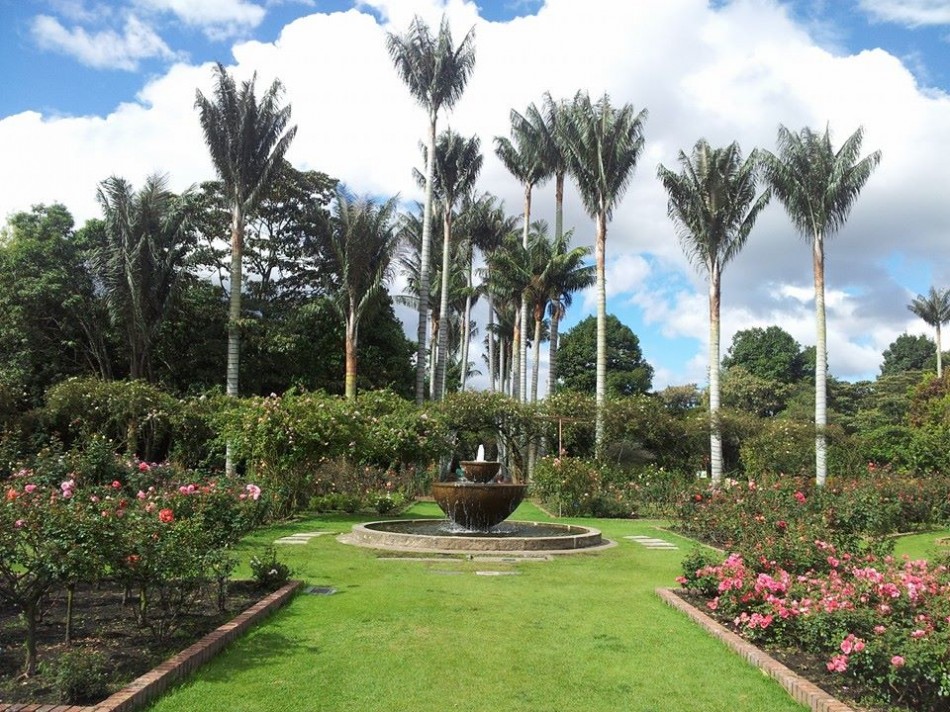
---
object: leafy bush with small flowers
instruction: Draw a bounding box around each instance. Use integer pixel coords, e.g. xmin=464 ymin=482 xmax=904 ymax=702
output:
xmin=679 ymin=545 xmax=950 ymax=710
xmin=1 ymin=452 xmax=265 ymax=672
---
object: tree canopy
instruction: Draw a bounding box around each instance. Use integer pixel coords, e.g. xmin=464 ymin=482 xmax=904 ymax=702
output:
xmin=722 ymin=326 xmax=806 ymax=384
xmin=556 ymin=315 xmax=653 ymax=396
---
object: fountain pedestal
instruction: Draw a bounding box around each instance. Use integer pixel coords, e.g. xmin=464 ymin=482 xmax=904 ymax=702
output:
xmin=431 ymin=458 xmax=526 ymax=531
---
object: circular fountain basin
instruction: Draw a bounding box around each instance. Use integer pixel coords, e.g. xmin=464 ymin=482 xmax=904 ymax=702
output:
xmin=431 ymin=481 xmax=526 ymax=530
xmin=457 ymin=460 xmax=501 ymax=483
xmin=341 ymin=519 xmax=609 ymax=554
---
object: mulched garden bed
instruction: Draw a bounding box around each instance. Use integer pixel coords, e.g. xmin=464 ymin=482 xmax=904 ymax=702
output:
xmin=0 ymin=579 xmax=268 ymax=706
xmin=673 ymin=590 xmax=899 ymax=712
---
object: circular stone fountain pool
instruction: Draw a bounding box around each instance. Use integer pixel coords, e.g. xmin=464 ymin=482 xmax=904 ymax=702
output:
xmin=340 ymin=519 xmax=610 ymax=554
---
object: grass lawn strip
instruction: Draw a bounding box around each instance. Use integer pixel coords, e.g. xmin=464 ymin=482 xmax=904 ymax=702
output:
xmin=146 ymin=503 xmax=810 ymax=712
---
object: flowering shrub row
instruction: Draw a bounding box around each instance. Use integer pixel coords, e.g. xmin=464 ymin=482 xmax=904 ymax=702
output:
xmin=531 ymin=456 xmax=690 ymax=518
xmin=679 ymin=545 xmax=950 ymax=710
xmin=1 ymin=454 xmax=263 ymax=676
xmin=675 ymin=475 xmax=950 ymax=573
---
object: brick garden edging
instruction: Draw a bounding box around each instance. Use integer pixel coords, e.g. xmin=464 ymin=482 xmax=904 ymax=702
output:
xmin=0 ymin=580 xmax=302 ymax=712
xmin=656 ymin=588 xmax=857 ymax=712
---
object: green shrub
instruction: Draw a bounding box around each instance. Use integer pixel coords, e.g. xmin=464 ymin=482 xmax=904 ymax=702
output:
xmin=249 ymin=546 xmax=293 ymax=590
xmin=51 ymin=649 xmax=109 ymax=704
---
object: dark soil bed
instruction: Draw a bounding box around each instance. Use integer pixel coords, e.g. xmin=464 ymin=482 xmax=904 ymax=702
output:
xmin=674 ymin=590 xmax=899 ymax=712
xmin=0 ymin=579 xmax=268 ymax=706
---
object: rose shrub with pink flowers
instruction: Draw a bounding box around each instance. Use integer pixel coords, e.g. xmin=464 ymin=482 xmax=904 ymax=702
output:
xmin=0 ymin=453 xmax=264 ymax=675
xmin=676 ymin=474 xmax=950 ymax=710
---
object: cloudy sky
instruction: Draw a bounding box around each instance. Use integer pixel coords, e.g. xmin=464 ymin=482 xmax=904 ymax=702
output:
xmin=2 ymin=0 xmax=950 ymax=392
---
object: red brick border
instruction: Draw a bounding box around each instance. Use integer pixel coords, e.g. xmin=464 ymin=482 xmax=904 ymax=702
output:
xmin=656 ymin=588 xmax=857 ymax=712
xmin=0 ymin=580 xmax=302 ymax=712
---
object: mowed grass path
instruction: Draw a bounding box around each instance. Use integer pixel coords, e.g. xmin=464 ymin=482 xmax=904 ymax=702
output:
xmin=148 ymin=502 xmax=807 ymax=712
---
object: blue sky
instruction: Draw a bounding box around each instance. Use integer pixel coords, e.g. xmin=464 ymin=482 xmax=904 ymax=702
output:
xmin=2 ymin=0 xmax=950 ymax=392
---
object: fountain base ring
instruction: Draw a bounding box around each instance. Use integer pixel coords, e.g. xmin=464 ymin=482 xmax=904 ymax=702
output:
xmin=339 ymin=519 xmax=611 ymax=554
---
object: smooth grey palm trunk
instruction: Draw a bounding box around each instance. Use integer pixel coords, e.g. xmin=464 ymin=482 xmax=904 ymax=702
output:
xmin=225 ymin=204 xmax=244 ymax=476
xmin=595 ymin=213 xmax=607 ymax=458
xmin=415 ymin=115 xmax=437 ymax=404
xmin=434 ymin=207 xmax=453 ymax=399
xmin=813 ymin=235 xmax=828 ymax=486
xmin=708 ymin=273 xmax=722 ymax=486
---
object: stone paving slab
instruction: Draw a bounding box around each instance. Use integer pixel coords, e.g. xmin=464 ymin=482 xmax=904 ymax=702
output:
xmin=274 ymin=532 xmax=331 ymax=544
xmin=624 ymin=535 xmax=679 ymax=550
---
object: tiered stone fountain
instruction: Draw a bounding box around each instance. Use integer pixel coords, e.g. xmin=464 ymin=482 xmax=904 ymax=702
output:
xmin=430 ymin=446 xmax=526 ymax=530
xmin=340 ymin=447 xmax=609 ymax=554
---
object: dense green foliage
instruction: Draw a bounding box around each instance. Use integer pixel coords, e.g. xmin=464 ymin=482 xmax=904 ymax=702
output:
xmin=556 ymin=314 xmax=653 ymax=395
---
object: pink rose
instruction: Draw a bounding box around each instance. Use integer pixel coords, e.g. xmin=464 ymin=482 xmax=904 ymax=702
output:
xmin=891 ymin=655 xmax=905 ymax=668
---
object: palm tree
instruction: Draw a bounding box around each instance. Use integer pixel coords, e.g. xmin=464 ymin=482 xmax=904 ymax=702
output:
xmin=761 ymin=125 xmax=881 ymax=486
xmin=93 ymin=174 xmax=195 ymax=382
xmin=416 ymin=129 xmax=483 ymax=399
xmin=495 ymin=108 xmax=550 ymax=401
xmin=486 ymin=234 xmax=533 ymax=396
xmin=387 ymin=15 xmax=476 ymax=405
xmin=658 ymin=140 xmax=770 ymax=485
xmin=195 ymin=63 xmax=297 ymax=473
xmin=540 ymin=231 xmax=595 ymax=402
xmin=327 ymin=189 xmax=399 ymax=400
xmin=908 ymin=287 xmax=950 ymax=377
xmin=538 ymin=93 xmax=571 ymax=242
xmin=560 ymin=91 xmax=647 ymax=458
xmin=464 ymin=193 xmax=517 ymax=391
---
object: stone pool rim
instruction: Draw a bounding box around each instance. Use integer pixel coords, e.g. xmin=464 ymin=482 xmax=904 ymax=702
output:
xmin=339 ymin=519 xmax=614 ymax=555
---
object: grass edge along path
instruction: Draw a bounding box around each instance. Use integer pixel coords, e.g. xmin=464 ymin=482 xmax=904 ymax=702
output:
xmin=146 ymin=502 xmax=810 ymax=712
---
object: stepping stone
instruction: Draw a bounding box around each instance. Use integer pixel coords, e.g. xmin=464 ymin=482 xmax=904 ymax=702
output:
xmin=624 ymin=535 xmax=679 ymax=550
xmin=475 ymin=570 xmax=519 ymax=576
xmin=275 ymin=531 xmax=330 ymax=544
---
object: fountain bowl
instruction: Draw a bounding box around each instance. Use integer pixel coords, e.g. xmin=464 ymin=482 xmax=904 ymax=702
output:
xmin=458 ymin=460 xmax=501 ymax=483
xmin=431 ymin=481 xmax=526 ymax=530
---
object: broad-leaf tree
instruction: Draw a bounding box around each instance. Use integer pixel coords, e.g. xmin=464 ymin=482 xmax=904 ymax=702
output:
xmin=907 ymin=287 xmax=950 ymax=377
xmin=658 ymin=139 xmax=769 ymax=485
xmin=880 ymin=332 xmax=936 ymax=376
xmin=722 ymin=325 xmax=807 ymax=384
xmin=557 ymin=314 xmax=653 ymax=396
xmin=387 ymin=15 xmax=476 ymax=404
xmin=560 ymin=92 xmax=647 ymax=457
xmin=761 ymin=124 xmax=880 ymax=486
xmin=327 ymin=189 xmax=400 ymax=400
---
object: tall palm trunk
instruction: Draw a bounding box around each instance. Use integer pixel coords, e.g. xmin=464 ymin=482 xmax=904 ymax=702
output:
xmin=531 ymin=304 xmax=543 ymax=402
xmin=595 ymin=211 xmax=607 ymax=459
xmin=547 ymin=308 xmax=562 ymax=397
xmin=708 ymin=266 xmax=723 ymax=486
xmin=345 ymin=296 xmax=359 ymax=400
xmin=460 ymin=261 xmax=473 ymax=390
xmin=813 ymin=233 xmax=828 ymax=486
xmin=937 ymin=323 xmax=943 ymax=378
xmin=225 ymin=203 xmax=244 ymax=476
xmin=519 ymin=185 xmax=532 ymax=402
xmin=415 ymin=113 xmax=438 ymax=404
xmin=487 ymin=287 xmax=496 ymax=391
xmin=435 ymin=207 xmax=453 ymax=398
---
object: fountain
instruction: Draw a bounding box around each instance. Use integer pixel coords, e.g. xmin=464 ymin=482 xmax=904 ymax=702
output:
xmin=430 ymin=445 xmax=526 ymax=530
xmin=339 ymin=447 xmax=610 ymax=554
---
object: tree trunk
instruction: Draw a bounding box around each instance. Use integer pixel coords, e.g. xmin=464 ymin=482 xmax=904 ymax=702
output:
xmin=434 ymin=207 xmax=453 ymax=400
xmin=225 ymin=202 xmax=244 ymax=477
xmin=23 ymin=599 xmax=39 ymax=676
xmin=487 ymin=286 xmax=496 ymax=391
xmin=460 ymin=261 xmax=473 ymax=391
xmin=414 ymin=113 xmax=438 ymax=405
xmin=531 ymin=308 xmax=543 ymax=403
xmin=708 ymin=268 xmax=723 ymax=487
xmin=936 ymin=323 xmax=943 ymax=378
xmin=547 ymin=307 xmax=561 ymax=397
xmin=344 ymin=301 xmax=358 ymax=401
xmin=813 ymin=233 xmax=828 ymax=486
xmin=519 ymin=185 xmax=532 ymax=403
xmin=65 ymin=581 xmax=75 ymax=645
xmin=511 ymin=309 xmax=521 ymax=399
xmin=595 ymin=211 xmax=607 ymax=460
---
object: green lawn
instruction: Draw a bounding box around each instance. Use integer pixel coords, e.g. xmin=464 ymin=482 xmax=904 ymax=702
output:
xmin=148 ymin=502 xmax=807 ymax=712
xmin=892 ymin=528 xmax=950 ymax=561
